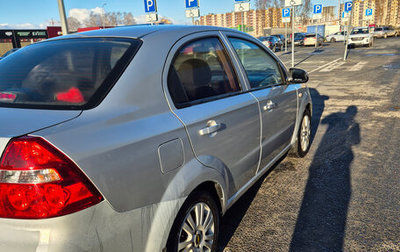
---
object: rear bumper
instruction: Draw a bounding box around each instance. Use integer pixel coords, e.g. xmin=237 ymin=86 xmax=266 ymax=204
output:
xmin=0 ymin=198 xmax=184 ymax=252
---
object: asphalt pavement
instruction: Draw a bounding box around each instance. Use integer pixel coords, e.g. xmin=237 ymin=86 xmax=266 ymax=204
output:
xmin=219 ymin=37 xmax=400 ymax=252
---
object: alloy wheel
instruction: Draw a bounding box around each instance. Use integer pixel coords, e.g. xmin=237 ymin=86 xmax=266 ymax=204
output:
xmin=178 ymin=202 xmax=215 ymax=252
xmin=300 ymin=114 xmax=311 ymax=152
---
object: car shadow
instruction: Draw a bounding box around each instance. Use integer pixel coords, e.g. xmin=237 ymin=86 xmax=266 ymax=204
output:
xmin=217 ymin=155 xmax=286 ymax=252
xmin=289 ymin=105 xmax=360 ymax=251
xmin=309 ymin=88 xmax=329 ymax=145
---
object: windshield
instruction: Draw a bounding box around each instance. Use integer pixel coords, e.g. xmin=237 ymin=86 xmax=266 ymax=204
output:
xmin=0 ymin=38 xmax=140 ymax=110
xmin=352 ymin=28 xmax=369 ymax=34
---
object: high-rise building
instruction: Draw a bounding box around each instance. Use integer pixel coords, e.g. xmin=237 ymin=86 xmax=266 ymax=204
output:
xmin=340 ymin=0 xmax=399 ymax=26
xmin=199 ymin=8 xmax=284 ymax=37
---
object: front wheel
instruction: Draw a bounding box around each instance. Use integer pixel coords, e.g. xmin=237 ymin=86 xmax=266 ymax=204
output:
xmin=291 ymin=110 xmax=311 ymax=158
xmin=167 ymin=191 xmax=220 ymax=252
xmin=330 ymin=38 xmax=336 ymax=43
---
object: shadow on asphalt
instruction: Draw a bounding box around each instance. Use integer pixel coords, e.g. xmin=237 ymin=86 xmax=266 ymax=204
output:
xmin=289 ymin=105 xmax=360 ymax=251
xmin=309 ymin=88 xmax=329 ymax=145
xmin=217 ymin=155 xmax=285 ymax=252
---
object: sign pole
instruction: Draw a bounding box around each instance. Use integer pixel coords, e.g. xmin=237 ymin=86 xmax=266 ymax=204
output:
xmin=315 ymin=24 xmax=318 ymax=49
xmin=291 ymin=3 xmax=295 ymax=68
xmin=57 ymin=0 xmax=69 ymax=35
xmin=344 ymin=5 xmax=352 ymax=61
xmin=285 ymin=22 xmax=288 ymax=52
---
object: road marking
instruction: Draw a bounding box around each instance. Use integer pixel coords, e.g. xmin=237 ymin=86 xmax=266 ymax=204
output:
xmin=348 ymin=61 xmax=368 ymax=71
xmin=319 ymin=61 xmax=346 ymax=72
xmin=308 ymin=57 xmax=342 ymax=73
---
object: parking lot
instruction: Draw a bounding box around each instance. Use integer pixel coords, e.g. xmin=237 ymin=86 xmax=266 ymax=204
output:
xmin=220 ymin=37 xmax=400 ymax=251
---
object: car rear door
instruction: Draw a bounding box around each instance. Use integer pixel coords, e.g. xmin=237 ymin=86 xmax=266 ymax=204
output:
xmin=224 ymin=33 xmax=297 ymax=173
xmin=163 ymin=32 xmax=261 ymax=195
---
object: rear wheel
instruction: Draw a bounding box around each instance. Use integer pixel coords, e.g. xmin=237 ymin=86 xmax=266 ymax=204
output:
xmin=167 ymin=191 xmax=220 ymax=252
xmin=291 ymin=110 xmax=311 ymax=158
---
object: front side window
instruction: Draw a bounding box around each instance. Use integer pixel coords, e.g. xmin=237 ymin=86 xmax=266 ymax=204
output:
xmin=0 ymin=38 xmax=139 ymax=109
xmin=228 ymin=38 xmax=283 ymax=89
xmin=168 ymin=37 xmax=240 ymax=107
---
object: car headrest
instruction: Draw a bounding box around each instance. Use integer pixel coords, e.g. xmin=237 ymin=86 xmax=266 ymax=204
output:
xmin=177 ymin=58 xmax=211 ymax=88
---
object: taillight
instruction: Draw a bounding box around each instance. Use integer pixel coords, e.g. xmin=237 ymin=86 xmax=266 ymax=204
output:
xmin=0 ymin=136 xmax=102 ymax=219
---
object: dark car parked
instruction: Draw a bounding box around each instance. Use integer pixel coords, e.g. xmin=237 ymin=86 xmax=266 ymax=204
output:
xmin=271 ymin=34 xmax=286 ymax=44
xmin=258 ymin=36 xmax=283 ymax=52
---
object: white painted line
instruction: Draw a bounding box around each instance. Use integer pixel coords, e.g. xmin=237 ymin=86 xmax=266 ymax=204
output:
xmin=308 ymin=57 xmax=341 ymax=73
xmin=348 ymin=61 xmax=367 ymax=71
xmin=320 ymin=61 xmax=346 ymax=72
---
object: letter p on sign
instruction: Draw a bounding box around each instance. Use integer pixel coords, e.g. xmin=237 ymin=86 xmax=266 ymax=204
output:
xmin=145 ymin=0 xmax=156 ymax=12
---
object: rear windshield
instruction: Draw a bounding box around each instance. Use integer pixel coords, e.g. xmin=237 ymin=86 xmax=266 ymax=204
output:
xmin=352 ymin=28 xmax=369 ymax=34
xmin=0 ymin=37 xmax=140 ymax=110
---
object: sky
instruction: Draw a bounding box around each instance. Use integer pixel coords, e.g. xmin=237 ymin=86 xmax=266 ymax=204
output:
xmin=0 ymin=0 xmax=339 ymax=29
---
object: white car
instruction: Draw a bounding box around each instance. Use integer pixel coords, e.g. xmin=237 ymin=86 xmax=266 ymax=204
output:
xmin=348 ymin=27 xmax=373 ymax=47
xmin=303 ymin=34 xmax=323 ymax=46
xmin=326 ymin=31 xmax=346 ymax=42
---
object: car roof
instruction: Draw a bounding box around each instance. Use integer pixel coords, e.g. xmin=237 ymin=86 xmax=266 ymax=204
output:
xmin=48 ymin=25 xmax=242 ymax=40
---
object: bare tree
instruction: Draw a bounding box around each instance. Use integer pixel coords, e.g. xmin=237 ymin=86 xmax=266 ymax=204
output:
xmin=67 ymin=17 xmax=81 ymax=32
xmin=84 ymin=11 xmax=136 ymax=27
xmin=122 ymin=12 xmax=136 ymax=25
xmin=294 ymin=0 xmax=312 ymax=25
xmin=255 ymin=0 xmax=284 ymax=9
xmin=85 ymin=13 xmax=102 ymax=27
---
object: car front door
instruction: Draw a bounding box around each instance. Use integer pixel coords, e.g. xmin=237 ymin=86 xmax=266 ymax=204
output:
xmin=225 ymin=35 xmax=298 ymax=173
xmin=163 ymin=33 xmax=261 ymax=195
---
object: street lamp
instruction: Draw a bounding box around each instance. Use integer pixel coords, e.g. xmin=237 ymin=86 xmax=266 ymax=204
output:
xmin=102 ymin=3 xmax=107 ymax=29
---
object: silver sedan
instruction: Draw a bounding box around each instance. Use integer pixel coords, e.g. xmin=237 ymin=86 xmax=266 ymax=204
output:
xmin=0 ymin=25 xmax=312 ymax=252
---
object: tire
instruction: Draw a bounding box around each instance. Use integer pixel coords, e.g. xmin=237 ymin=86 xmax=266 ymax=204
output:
xmin=166 ymin=190 xmax=220 ymax=252
xmin=290 ymin=110 xmax=311 ymax=158
xmin=330 ymin=38 xmax=336 ymax=43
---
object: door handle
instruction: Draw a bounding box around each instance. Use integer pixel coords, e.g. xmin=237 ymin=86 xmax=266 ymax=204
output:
xmin=199 ymin=120 xmax=221 ymax=136
xmin=263 ymin=100 xmax=277 ymax=111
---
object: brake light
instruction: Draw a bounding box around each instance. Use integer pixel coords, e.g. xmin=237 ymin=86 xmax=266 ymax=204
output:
xmin=0 ymin=136 xmax=102 ymax=219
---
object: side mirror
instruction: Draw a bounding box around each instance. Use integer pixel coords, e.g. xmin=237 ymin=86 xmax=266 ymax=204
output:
xmin=288 ymin=68 xmax=309 ymax=84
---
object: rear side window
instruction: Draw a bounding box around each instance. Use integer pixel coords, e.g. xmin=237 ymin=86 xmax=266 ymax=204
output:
xmin=168 ymin=37 xmax=240 ymax=108
xmin=0 ymin=38 xmax=140 ymax=109
xmin=228 ymin=38 xmax=283 ymax=89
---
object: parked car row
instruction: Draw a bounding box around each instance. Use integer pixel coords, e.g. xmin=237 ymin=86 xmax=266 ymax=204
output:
xmin=373 ymin=26 xmax=398 ymax=38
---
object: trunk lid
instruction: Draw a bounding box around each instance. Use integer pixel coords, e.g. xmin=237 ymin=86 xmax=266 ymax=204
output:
xmin=0 ymin=108 xmax=81 ymax=138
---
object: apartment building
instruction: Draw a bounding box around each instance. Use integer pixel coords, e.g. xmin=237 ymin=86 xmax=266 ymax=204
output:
xmin=340 ymin=0 xmax=399 ymax=26
xmin=199 ymin=8 xmax=283 ymax=37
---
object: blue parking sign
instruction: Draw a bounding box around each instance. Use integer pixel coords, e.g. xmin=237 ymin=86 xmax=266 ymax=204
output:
xmin=313 ymin=4 xmax=323 ymax=14
xmin=282 ymin=8 xmax=290 ymax=18
xmin=144 ymin=0 xmax=157 ymax=13
xmin=365 ymin=8 xmax=373 ymax=16
xmin=345 ymin=1 xmax=352 ymax=12
xmin=186 ymin=0 xmax=199 ymax=8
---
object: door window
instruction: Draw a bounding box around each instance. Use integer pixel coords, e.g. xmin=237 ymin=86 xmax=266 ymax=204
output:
xmin=168 ymin=37 xmax=240 ymax=108
xmin=228 ymin=38 xmax=283 ymax=89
